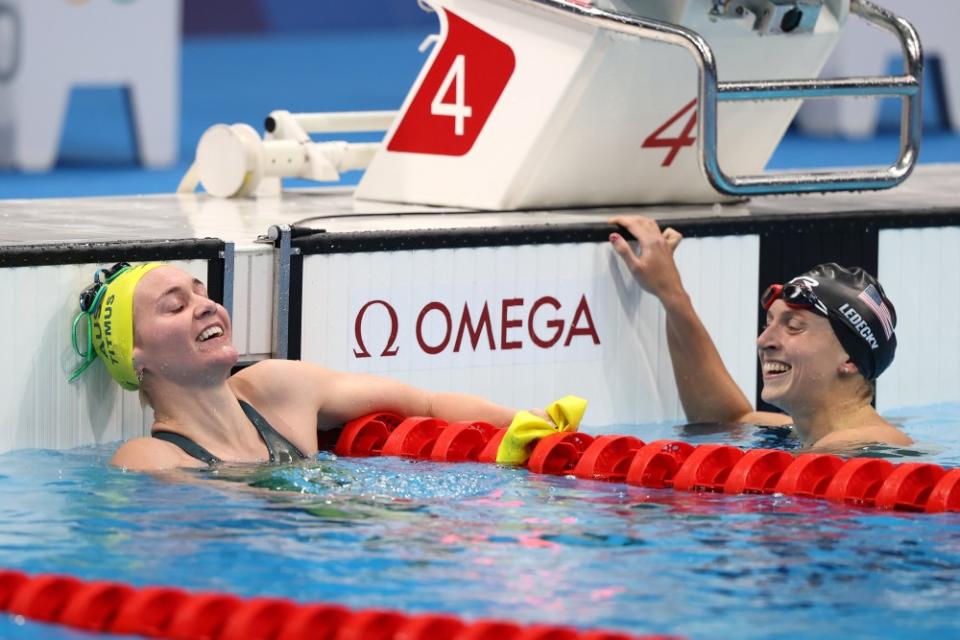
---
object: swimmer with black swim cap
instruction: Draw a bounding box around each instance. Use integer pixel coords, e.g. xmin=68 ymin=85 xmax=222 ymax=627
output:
xmin=609 ymin=216 xmax=911 ymax=450
xmin=70 ymin=263 xmax=521 ymax=471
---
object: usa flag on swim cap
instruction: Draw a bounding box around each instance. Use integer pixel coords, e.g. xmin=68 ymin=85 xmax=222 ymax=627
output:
xmin=859 ymin=284 xmax=894 ymax=339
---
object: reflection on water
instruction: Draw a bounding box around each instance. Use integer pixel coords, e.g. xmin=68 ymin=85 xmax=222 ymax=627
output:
xmin=0 ymin=403 xmax=959 ymax=639
xmin=831 ymin=443 xmax=937 ymax=459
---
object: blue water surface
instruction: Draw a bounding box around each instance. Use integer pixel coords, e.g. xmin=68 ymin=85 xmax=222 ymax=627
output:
xmin=1 ymin=405 xmax=959 ymax=639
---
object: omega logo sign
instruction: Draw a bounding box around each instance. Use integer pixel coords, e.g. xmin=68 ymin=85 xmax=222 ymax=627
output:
xmin=353 ymin=295 xmax=600 ymax=358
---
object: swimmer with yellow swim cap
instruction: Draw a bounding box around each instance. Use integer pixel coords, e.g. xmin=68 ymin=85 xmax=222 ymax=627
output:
xmin=72 ymin=262 xmax=165 ymax=389
xmin=71 ymin=263 xmax=526 ymax=471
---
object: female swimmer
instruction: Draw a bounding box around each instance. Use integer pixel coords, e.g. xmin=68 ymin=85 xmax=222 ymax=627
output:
xmin=71 ymin=263 xmax=519 ymax=471
xmin=608 ymin=215 xmax=911 ymax=450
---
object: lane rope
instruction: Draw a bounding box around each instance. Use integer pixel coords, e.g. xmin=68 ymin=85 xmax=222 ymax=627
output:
xmin=335 ymin=414 xmax=960 ymax=513
xmin=0 ymin=570 xmax=677 ymax=640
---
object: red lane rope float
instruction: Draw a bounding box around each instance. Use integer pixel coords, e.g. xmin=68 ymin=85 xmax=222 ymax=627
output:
xmin=333 ymin=414 xmax=960 ymax=514
xmin=926 ymin=468 xmax=960 ymax=512
xmin=573 ymin=435 xmax=644 ymax=482
xmin=723 ymin=449 xmax=795 ymax=495
xmin=772 ymin=453 xmax=843 ymax=498
xmin=625 ymin=440 xmax=694 ymax=489
xmin=529 ymin=433 xmax=594 ymax=476
xmin=823 ymin=458 xmax=895 ymax=507
xmin=335 ymin=412 xmax=403 ymax=457
xmin=672 ymin=444 xmax=744 ymax=493
xmin=432 ymin=421 xmax=501 ymax=463
xmin=0 ymin=570 xmax=676 ymax=640
xmin=382 ymin=417 xmax=448 ymax=458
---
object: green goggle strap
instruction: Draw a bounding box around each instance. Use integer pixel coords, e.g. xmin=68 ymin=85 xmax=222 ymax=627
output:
xmin=68 ymin=265 xmax=130 ymax=382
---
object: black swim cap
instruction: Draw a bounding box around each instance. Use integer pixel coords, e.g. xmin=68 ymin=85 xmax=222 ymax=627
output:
xmin=788 ymin=263 xmax=897 ymax=380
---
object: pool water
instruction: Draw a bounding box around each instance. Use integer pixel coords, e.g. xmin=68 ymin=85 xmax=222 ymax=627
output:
xmin=2 ymin=404 xmax=960 ymax=639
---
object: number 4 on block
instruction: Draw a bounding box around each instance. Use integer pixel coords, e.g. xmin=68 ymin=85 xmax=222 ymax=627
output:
xmin=387 ymin=10 xmax=515 ymax=157
xmin=642 ymin=99 xmax=698 ymax=167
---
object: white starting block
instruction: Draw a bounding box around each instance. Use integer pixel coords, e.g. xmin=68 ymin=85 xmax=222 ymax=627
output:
xmin=0 ymin=0 xmax=181 ymax=171
xmin=185 ymin=0 xmax=922 ymax=208
xmin=797 ymin=0 xmax=960 ymax=137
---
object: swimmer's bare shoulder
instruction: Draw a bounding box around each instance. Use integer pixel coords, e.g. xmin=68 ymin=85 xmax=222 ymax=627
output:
xmin=111 ymin=437 xmax=206 ymax=471
xmin=229 ymin=359 xmax=332 ymax=409
xmin=812 ymin=419 xmax=913 ymax=450
xmin=736 ymin=410 xmax=794 ymax=428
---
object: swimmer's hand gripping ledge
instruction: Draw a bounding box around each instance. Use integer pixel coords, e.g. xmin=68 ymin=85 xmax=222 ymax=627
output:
xmin=496 ymin=395 xmax=588 ymax=465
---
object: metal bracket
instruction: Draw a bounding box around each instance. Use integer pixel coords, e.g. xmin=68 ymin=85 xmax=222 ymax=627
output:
xmin=519 ymin=0 xmax=923 ymax=196
xmin=269 ymin=225 xmax=292 ymax=360
xmin=219 ymin=242 xmax=235 ymax=321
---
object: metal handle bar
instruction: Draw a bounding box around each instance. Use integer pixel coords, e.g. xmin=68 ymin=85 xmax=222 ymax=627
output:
xmin=265 ymin=110 xmax=396 ymax=137
xmin=513 ymin=0 xmax=923 ymax=196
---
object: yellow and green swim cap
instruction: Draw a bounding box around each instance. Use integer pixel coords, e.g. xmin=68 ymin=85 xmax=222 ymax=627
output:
xmin=71 ymin=262 xmax=165 ymax=390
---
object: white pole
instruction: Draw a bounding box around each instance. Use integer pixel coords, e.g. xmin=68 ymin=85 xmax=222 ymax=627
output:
xmin=269 ymin=110 xmax=397 ymax=135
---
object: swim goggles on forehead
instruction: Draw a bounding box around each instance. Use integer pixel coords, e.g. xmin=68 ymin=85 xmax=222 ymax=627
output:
xmin=760 ymin=282 xmax=829 ymax=317
xmin=69 ymin=262 xmax=131 ymax=381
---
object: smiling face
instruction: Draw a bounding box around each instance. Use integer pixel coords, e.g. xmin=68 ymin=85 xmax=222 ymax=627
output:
xmin=131 ymin=266 xmax=238 ymax=386
xmin=757 ymin=299 xmax=852 ymax=413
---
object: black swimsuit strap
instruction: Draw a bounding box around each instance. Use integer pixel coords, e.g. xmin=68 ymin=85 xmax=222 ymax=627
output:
xmin=152 ymin=430 xmax=222 ymax=466
xmin=151 ymin=400 xmax=306 ymax=466
xmin=238 ymin=400 xmax=307 ymax=463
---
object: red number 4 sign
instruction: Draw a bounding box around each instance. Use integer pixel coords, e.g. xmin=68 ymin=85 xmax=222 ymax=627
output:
xmin=387 ymin=10 xmax=515 ymax=157
xmin=642 ymin=99 xmax=698 ymax=167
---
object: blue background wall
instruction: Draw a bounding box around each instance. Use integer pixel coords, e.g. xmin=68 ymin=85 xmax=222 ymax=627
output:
xmin=184 ymin=0 xmax=436 ymax=34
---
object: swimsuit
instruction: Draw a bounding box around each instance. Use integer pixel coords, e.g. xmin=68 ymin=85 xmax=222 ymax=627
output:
xmin=152 ymin=400 xmax=307 ymax=465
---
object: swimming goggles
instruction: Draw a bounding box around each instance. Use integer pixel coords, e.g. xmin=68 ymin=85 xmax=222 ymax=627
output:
xmin=69 ymin=262 xmax=131 ymax=381
xmin=760 ymin=282 xmax=829 ymax=316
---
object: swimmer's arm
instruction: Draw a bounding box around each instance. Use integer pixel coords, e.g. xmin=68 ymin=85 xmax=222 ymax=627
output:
xmin=609 ymin=216 xmax=789 ymax=428
xmin=234 ymin=359 xmax=517 ymax=429
xmin=318 ymin=368 xmax=518 ymax=428
xmin=660 ymin=293 xmax=791 ymax=427
xmin=291 ymin=362 xmax=517 ymax=427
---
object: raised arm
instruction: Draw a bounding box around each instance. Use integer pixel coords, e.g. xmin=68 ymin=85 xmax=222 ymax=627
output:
xmin=608 ymin=216 xmax=788 ymax=426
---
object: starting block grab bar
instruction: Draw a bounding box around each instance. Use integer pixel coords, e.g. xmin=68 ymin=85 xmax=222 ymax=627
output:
xmin=521 ymin=0 xmax=923 ymax=196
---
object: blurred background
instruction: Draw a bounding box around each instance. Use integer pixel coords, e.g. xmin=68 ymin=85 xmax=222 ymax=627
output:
xmin=0 ymin=0 xmax=957 ymax=200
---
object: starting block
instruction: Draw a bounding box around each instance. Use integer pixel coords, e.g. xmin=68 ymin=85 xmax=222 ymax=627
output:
xmin=184 ymin=0 xmax=923 ymax=207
